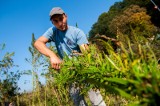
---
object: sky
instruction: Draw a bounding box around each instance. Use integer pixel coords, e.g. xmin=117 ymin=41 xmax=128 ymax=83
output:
xmin=0 ymin=0 xmax=121 ymax=92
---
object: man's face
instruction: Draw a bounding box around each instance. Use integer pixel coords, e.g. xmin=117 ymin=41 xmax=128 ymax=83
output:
xmin=51 ymin=14 xmax=68 ymax=31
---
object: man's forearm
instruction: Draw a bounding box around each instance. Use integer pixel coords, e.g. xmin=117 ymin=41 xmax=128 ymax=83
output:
xmin=34 ymin=40 xmax=62 ymax=69
xmin=34 ymin=40 xmax=57 ymax=58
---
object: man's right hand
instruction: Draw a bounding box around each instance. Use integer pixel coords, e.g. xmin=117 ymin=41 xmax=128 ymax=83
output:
xmin=50 ymin=56 xmax=62 ymax=70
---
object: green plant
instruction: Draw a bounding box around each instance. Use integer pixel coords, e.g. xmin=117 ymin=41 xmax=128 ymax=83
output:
xmin=0 ymin=44 xmax=20 ymax=105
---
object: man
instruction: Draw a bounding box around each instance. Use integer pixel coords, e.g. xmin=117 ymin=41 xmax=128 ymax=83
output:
xmin=34 ymin=7 xmax=106 ymax=106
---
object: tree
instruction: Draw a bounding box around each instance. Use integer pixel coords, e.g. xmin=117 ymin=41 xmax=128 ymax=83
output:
xmin=89 ymin=1 xmax=124 ymax=39
xmin=89 ymin=13 xmax=109 ymax=38
xmin=123 ymin=0 xmax=160 ymax=28
xmin=89 ymin=0 xmax=160 ymax=40
xmin=109 ymin=5 xmax=157 ymax=40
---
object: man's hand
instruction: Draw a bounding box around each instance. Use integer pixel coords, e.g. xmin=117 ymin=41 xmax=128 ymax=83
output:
xmin=50 ymin=56 xmax=62 ymax=70
xmin=79 ymin=44 xmax=89 ymax=53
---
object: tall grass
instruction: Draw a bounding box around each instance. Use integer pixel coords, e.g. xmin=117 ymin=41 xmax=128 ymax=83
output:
xmin=17 ymin=36 xmax=160 ymax=106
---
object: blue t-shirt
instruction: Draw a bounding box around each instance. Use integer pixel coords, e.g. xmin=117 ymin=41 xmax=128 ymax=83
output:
xmin=43 ymin=26 xmax=89 ymax=59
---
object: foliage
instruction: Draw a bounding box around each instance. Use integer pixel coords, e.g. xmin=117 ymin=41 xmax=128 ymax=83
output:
xmin=19 ymin=33 xmax=72 ymax=106
xmin=90 ymin=5 xmax=158 ymax=55
xmin=0 ymin=44 xmax=20 ymax=104
xmin=89 ymin=1 xmax=124 ymax=39
xmin=123 ymin=0 xmax=160 ymax=28
xmin=16 ymin=32 xmax=160 ymax=106
xmin=89 ymin=34 xmax=120 ymax=54
xmin=53 ymin=39 xmax=160 ymax=105
xmin=109 ymin=5 xmax=157 ymax=38
xmin=89 ymin=0 xmax=160 ymax=40
xmin=151 ymin=39 xmax=160 ymax=61
xmin=24 ymin=33 xmax=46 ymax=106
xmin=16 ymin=1 xmax=160 ymax=105
xmin=89 ymin=13 xmax=111 ymax=38
xmin=123 ymin=0 xmax=150 ymax=7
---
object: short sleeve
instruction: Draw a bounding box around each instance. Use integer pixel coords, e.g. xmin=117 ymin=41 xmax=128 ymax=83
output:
xmin=76 ymin=29 xmax=89 ymax=45
xmin=43 ymin=27 xmax=54 ymax=42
